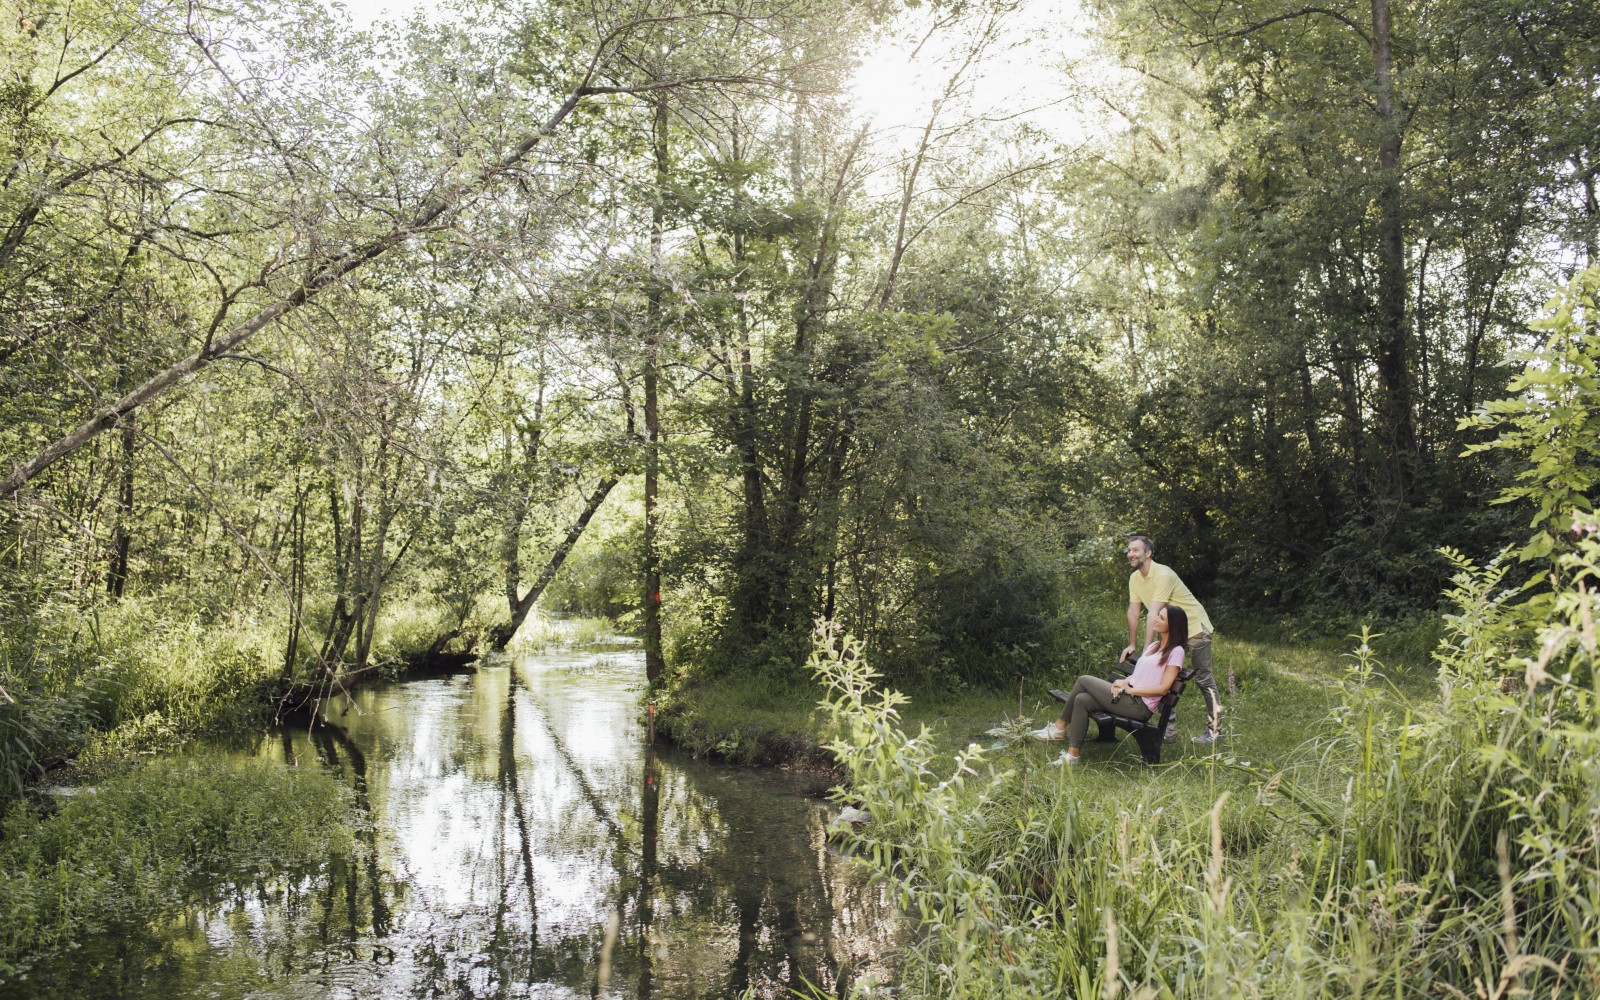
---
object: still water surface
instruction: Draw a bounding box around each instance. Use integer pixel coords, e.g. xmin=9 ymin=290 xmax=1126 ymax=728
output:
xmin=16 ymin=629 xmax=897 ymax=999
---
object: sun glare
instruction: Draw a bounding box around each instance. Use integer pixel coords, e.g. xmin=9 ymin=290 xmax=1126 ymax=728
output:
xmin=846 ymin=0 xmax=1118 ymax=152
xmin=849 ymin=34 xmax=946 ymax=129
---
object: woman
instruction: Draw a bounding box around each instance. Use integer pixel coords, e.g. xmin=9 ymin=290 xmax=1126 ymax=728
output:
xmin=1032 ymin=605 xmax=1188 ymax=765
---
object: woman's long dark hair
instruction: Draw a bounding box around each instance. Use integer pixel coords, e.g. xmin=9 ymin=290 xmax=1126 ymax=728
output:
xmin=1161 ymin=606 xmax=1190 ymax=664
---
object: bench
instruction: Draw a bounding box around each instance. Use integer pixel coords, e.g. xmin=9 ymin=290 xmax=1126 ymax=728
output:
xmin=1050 ymin=664 xmax=1195 ymax=764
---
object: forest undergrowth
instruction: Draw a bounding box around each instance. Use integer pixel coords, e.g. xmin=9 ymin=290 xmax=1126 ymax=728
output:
xmin=0 ymin=590 xmax=475 ymax=803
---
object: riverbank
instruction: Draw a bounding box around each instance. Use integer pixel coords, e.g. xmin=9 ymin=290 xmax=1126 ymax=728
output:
xmin=0 ymin=592 xmax=494 ymax=801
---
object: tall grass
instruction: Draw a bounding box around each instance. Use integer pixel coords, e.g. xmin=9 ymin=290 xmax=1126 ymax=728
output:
xmin=813 ymin=584 xmax=1595 ymax=997
xmin=0 ymin=581 xmax=499 ymax=802
xmin=0 ymin=595 xmax=288 ymax=788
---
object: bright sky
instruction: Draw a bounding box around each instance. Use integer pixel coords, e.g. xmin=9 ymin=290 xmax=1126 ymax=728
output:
xmin=324 ymin=0 xmax=1119 ymax=151
xmin=328 ymin=0 xmax=421 ymax=26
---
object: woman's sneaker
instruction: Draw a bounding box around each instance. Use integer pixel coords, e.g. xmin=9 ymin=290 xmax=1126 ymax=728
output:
xmin=1191 ymin=732 xmax=1222 ymax=745
xmin=1048 ymin=751 xmax=1080 ymax=766
xmin=1030 ymin=724 xmax=1065 ymax=741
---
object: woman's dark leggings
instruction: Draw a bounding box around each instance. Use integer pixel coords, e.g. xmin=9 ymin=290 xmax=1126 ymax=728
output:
xmin=1057 ymin=675 xmax=1153 ymax=747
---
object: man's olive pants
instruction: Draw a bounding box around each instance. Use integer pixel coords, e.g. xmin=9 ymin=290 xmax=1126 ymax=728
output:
xmin=1163 ymin=631 xmax=1220 ymax=739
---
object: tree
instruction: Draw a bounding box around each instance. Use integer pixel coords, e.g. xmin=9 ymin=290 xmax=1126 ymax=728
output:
xmin=1070 ymin=0 xmax=1600 ymax=611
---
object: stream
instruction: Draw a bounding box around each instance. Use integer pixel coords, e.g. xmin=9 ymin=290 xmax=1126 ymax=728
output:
xmin=11 ymin=628 xmax=898 ymax=999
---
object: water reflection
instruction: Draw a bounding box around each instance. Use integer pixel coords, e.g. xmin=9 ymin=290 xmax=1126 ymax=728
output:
xmin=5 ymin=631 xmax=898 ymax=1000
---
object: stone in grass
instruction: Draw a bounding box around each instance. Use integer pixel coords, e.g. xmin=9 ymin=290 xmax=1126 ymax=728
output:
xmin=829 ymin=805 xmax=872 ymax=829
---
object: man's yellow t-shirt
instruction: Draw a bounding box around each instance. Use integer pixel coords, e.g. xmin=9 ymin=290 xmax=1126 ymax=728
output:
xmin=1129 ymin=562 xmax=1213 ymax=635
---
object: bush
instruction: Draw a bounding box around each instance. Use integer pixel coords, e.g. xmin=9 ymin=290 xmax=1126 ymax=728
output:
xmin=369 ymin=594 xmax=459 ymax=668
xmin=0 ymin=594 xmax=287 ymax=804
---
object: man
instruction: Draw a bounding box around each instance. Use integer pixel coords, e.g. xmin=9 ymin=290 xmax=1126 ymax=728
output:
xmin=1122 ymin=535 xmax=1221 ymax=744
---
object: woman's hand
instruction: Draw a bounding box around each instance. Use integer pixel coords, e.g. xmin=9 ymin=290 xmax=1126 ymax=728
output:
xmin=1111 ymin=680 xmax=1128 ymax=698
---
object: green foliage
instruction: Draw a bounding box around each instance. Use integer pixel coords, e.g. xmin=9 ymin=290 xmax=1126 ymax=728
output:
xmin=88 ymin=599 xmax=282 ymax=730
xmin=1072 ymin=0 xmax=1597 ymax=617
xmin=0 ymin=6 xmax=1595 ymax=991
xmin=0 ymin=593 xmax=287 ymax=803
xmin=542 ymin=515 xmax=643 ymax=622
xmin=1462 ymin=268 xmax=1600 ymax=563
xmin=653 ymin=668 xmax=829 ymax=765
xmin=0 ymin=756 xmax=354 ymax=981
xmin=811 ymin=614 xmax=1596 ymax=997
xmin=368 ymin=594 xmax=461 ymax=671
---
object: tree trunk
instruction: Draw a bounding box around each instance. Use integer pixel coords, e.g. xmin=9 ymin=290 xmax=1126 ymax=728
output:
xmin=1297 ymin=349 xmax=1337 ymax=531
xmin=724 ymin=129 xmax=770 ymax=630
xmin=106 ymin=415 xmax=134 ymax=598
xmin=1582 ymin=169 xmax=1598 ymax=273
xmin=1370 ymin=0 xmax=1415 ymax=488
xmin=321 ymin=477 xmax=362 ymax=666
xmin=642 ymin=96 xmax=668 ymax=684
xmin=284 ymin=486 xmax=307 ymax=680
xmin=500 ymin=412 xmax=543 ymax=618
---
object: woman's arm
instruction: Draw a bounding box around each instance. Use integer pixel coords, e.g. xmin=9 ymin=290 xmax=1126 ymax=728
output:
xmin=1149 ymin=662 xmax=1180 ymax=697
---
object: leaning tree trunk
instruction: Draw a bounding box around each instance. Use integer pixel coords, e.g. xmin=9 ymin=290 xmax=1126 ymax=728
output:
xmin=491 ymin=476 xmax=619 ymax=650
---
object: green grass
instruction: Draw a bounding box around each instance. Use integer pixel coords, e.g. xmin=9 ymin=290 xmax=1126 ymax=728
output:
xmin=894 ymin=634 xmax=1405 ymax=764
xmin=659 ymin=629 xmax=1435 ymax=774
xmin=655 ymin=668 xmax=835 ymax=765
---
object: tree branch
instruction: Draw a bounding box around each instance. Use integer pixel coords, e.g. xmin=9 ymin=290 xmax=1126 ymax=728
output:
xmin=1204 ymin=7 xmax=1371 ymax=47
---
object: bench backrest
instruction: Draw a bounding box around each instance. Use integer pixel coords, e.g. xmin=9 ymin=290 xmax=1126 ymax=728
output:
xmin=1153 ymin=667 xmax=1196 ymax=730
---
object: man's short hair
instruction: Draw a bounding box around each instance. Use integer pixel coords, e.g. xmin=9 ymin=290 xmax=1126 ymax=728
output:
xmin=1129 ymin=535 xmax=1154 ymax=554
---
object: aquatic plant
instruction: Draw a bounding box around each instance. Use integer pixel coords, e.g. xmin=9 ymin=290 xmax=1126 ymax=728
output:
xmin=0 ymin=756 xmax=354 ymax=982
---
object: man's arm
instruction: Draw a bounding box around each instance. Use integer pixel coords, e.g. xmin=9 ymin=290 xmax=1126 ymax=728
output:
xmin=1122 ymin=600 xmax=1142 ymax=660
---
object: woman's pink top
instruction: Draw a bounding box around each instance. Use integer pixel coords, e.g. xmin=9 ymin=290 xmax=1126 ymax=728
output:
xmin=1130 ymin=642 xmax=1185 ymax=712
